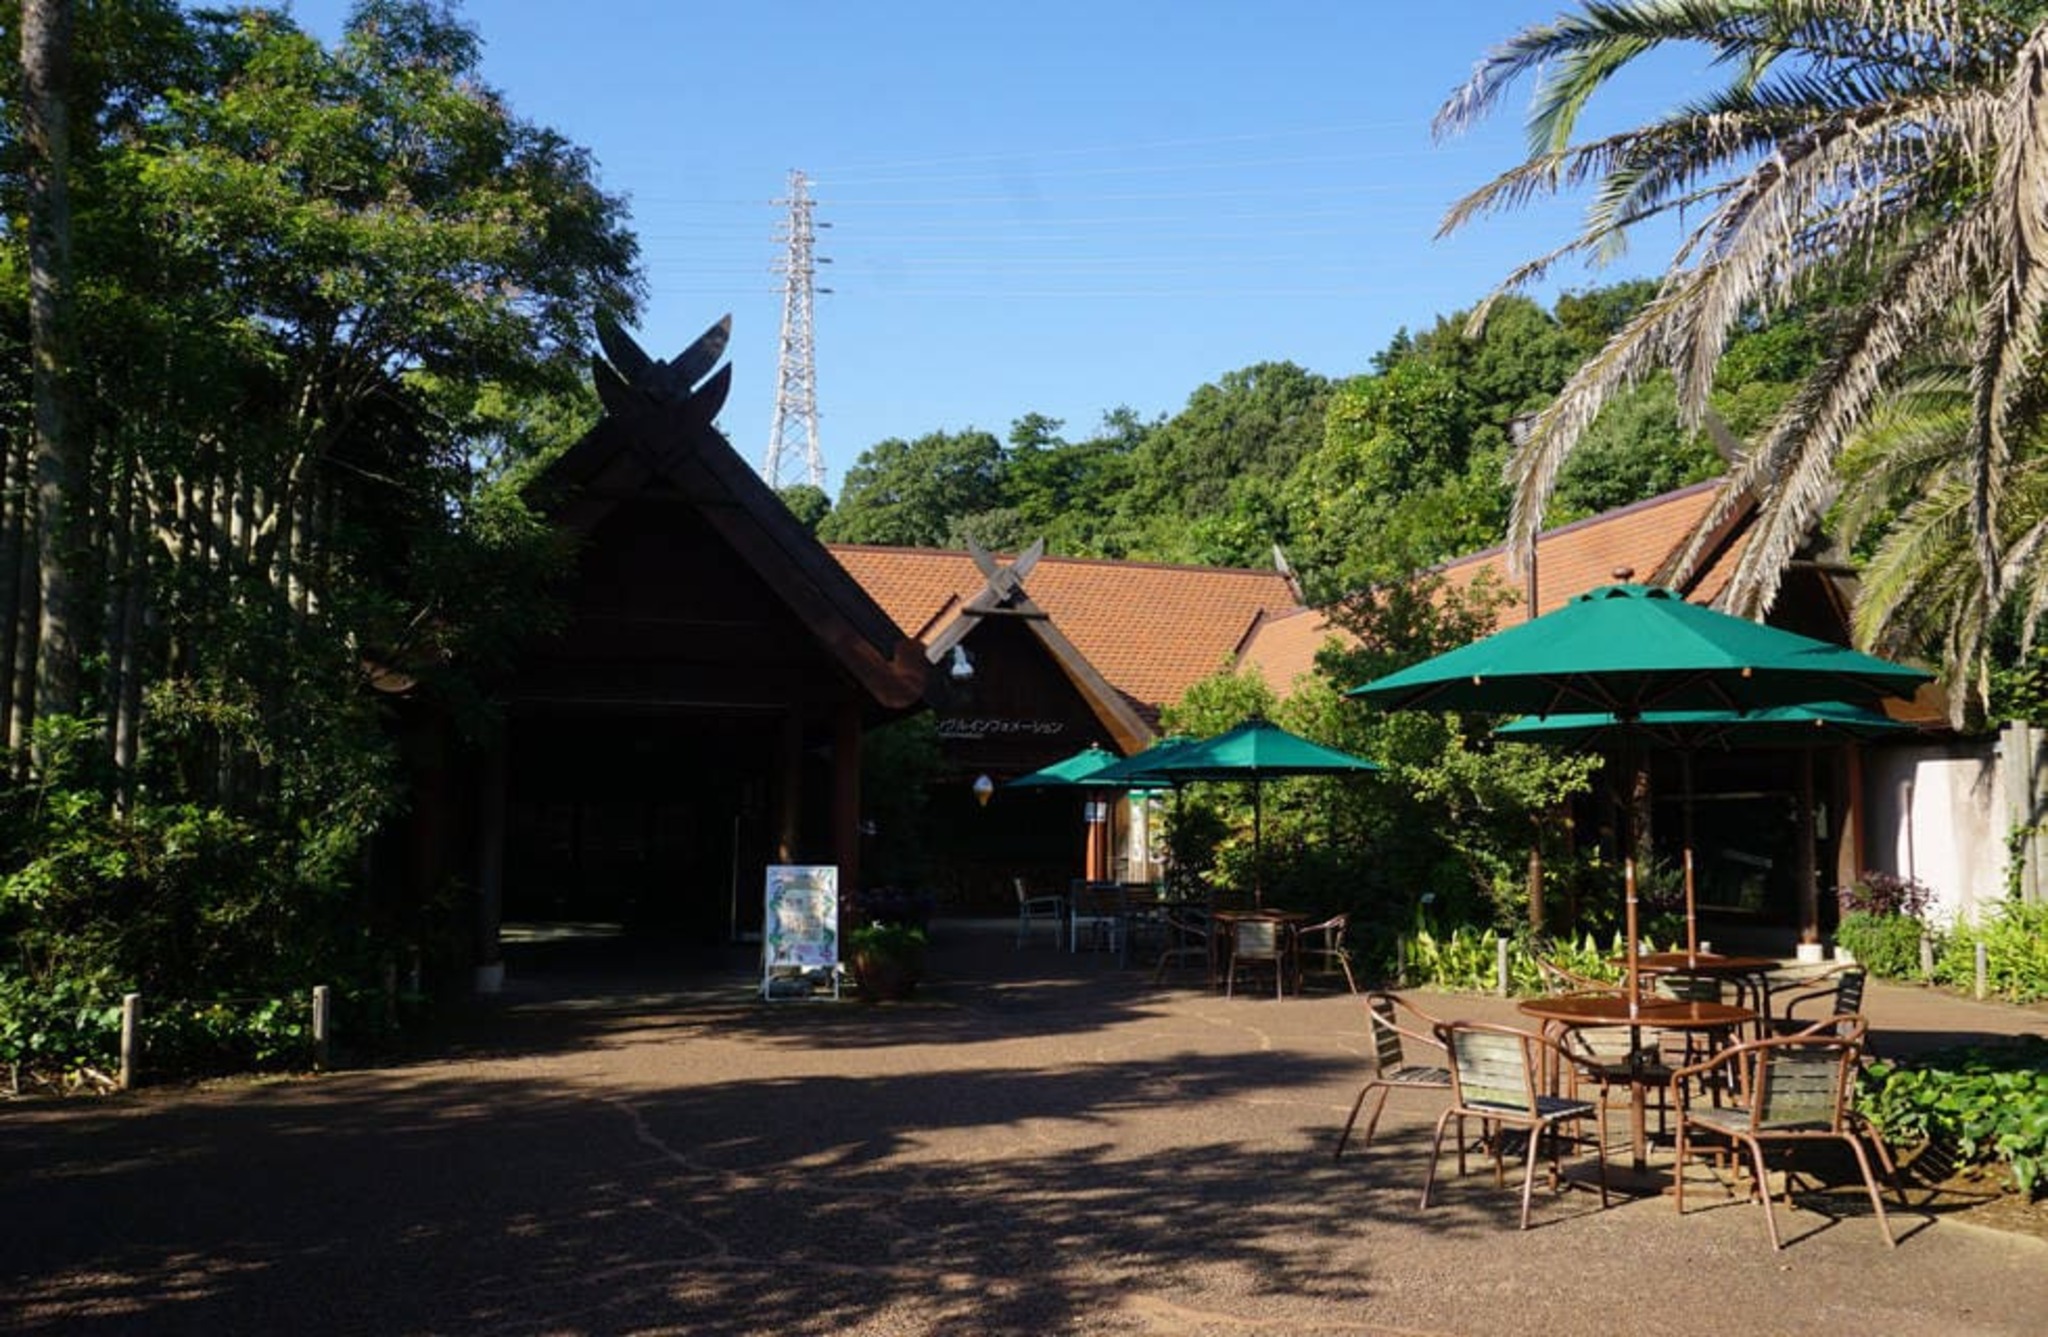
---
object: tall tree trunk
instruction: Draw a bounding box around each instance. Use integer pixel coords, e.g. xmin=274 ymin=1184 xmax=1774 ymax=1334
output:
xmin=22 ymin=0 xmax=82 ymax=735
xmin=0 ymin=421 xmax=28 ymax=751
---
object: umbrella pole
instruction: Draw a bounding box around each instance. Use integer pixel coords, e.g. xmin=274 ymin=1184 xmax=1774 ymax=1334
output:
xmin=1682 ymin=749 xmax=1698 ymax=966
xmin=1624 ymin=855 xmax=1641 ymax=1021
xmin=1684 ymin=846 xmax=1698 ymax=966
xmin=1251 ymin=781 xmax=1264 ymax=909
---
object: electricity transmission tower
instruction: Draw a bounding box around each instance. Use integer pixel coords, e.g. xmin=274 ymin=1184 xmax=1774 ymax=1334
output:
xmin=764 ymin=169 xmax=829 ymax=490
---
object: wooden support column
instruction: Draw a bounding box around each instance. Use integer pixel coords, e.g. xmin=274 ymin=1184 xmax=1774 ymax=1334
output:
xmin=1834 ymin=742 xmax=1865 ymax=898
xmin=473 ymin=734 xmax=508 ymax=994
xmin=1797 ymin=749 xmax=1820 ymax=941
xmin=832 ymin=700 xmax=861 ymax=892
xmin=775 ymin=709 xmax=803 ymax=863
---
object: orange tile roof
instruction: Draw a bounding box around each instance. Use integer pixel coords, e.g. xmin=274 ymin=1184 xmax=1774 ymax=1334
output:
xmin=830 ymin=546 xmax=1301 ymax=710
xmin=1239 ymin=606 xmax=1351 ymax=696
xmin=1437 ymin=480 xmax=1752 ymax=628
xmin=831 ymin=481 xmax=1773 ymax=712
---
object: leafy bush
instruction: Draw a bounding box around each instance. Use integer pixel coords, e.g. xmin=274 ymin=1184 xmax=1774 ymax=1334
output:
xmin=1838 ymin=870 xmax=1934 ymax=918
xmin=1933 ymin=900 xmax=2048 ymax=1002
xmin=1403 ymin=914 xmax=1662 ymax=994
xmin=141 ymin=996 xmax=314 ymax=1075
xmin=1400 ymin=918 xmax=1502 ymax=992
xmin=1834 ymin=910 xmax=1929 ymax=979
xmin=1860 ymin=1037 xmax=2048 ymax=1198
xmin=0 ymin=974 xmax=122 ymax=1089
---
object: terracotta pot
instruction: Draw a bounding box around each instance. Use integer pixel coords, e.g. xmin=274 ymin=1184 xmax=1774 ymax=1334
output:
xmin=850 ymin=945 xmax=925 ymax=1002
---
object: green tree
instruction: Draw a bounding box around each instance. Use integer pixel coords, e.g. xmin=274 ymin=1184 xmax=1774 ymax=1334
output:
xmin=1114 ymin=362 xmax=1329 ymax=565
xmin=1282 ymin=359 xmax=1502 ymax=596
xmin=1437 ymin=1 xmax=2048 ymax=633
xmin=1319 ymin=573 xmax=1598 ymax=930
xmin=819 ymin=428 xmax=1002 ymax=546
xmin=0 ymin=0 xmax=642 ymax=1053
xmin=777 ymin=483 xmax=831 ymax=533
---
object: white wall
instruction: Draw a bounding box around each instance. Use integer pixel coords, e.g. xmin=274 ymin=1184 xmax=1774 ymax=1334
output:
xmin=1863 ymin=740 xmax=2003 ymax=926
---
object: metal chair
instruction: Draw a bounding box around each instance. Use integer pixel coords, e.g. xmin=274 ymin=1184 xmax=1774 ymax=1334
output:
xmin=1764 ymin=965 xmax=1867 ymax=1036
xmin=1335 ymin=991 xmax=1451 ymax=1159
xmin=1067 ymin=880 xmax=1124 ymax=954
xmin=1533 ymin=956 xmax=1620 ymax=996
xmin=1013 ymin=876 xmax=1065 ymax=948
xmin=1422 ymin=1020 xmax=1611 ymax=1230
xmin=1295 ymin=912 xmax=1358 ymax=993
xmin=1555 ymin=1023 xmax=1674 ymax=1146
xmin=1225 ymin=914 xmax=1287 ymax=999
xmin=1667 ymin=1014 xmax=1902 ymax=1249
xmin=1151 ymin=906 xmax=1212 ymax=984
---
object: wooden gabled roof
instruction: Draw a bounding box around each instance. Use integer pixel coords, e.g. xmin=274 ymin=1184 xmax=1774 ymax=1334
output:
xmin=525 ymin=318 xmax=929 ymax=711
xmin=832 ymin=544 xmax=1301 ymax=718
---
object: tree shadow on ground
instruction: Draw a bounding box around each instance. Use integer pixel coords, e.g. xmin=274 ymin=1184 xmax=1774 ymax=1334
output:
xmin=1 ymin=1043 xmax=1547 ymax=1336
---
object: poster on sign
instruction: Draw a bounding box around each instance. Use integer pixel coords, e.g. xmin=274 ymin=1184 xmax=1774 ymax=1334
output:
xmin=762 ymin=865 xmax=840 ymax=1000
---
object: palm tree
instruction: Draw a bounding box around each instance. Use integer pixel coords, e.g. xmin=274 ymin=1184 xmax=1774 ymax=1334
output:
xmin=1436 ymin=2 xmax=2048 ymax=630
xmin=1832 ymin=349 xmax=2048 ymax=721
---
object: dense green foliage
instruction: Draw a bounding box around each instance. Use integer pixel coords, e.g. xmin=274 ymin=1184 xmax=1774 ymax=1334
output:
xmin=1933 ymin=901 xmax=2048 ymax=1003
xmin=0 ymin=0 xmax=637 ymax=1084
xmin=1861 ymin=1038 xmax=2048 ymax=1199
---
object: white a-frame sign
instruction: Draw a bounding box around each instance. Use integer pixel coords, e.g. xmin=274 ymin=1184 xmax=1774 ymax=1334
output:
xmin=762 ymin=865 xmax=840 ymax=1000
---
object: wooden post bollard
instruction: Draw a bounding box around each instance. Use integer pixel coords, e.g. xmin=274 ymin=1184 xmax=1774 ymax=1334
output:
xmin=1919 ymin=934 xmax=1935 ymax=982
xmin=119 ymin=993 xmax=140 ymax=1092
xmin=1395 ymin=936 xmax=1407 ymax=987
xmin=312 ymin=984 xmax=331 ymax=1070
xmin=1496 ymin=937 xmax=1511 ymax=997
xmin=1975 ymin=942 xmax=1989 ymax=1000
xmin=382 ymin=959 xmax=398 ymax=1029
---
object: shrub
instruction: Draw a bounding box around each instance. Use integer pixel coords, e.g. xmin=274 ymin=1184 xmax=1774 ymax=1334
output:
xmin=1400 ymin=916 xmax=1501 ymax=992
xmin=1838 ymin=871 xmax=1933 ymax=919
xmin=0 ymin=973 xmax=122 ymax=1090
xmin=1860 ymin=1037 xmax=2048 ymax=1198
xmin=1834 ymin=910 xmax=1928 ymax=979
xmin=1933 ymin=900 xmax=2048 ymax=1003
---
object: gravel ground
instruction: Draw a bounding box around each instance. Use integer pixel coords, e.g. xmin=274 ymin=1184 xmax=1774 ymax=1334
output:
xmin=5 ymin=919 xmax=2046 ymax=1337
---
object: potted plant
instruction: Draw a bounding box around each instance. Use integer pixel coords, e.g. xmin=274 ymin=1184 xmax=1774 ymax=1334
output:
xmin=847 ymin=920 xmax=927 ymax=1002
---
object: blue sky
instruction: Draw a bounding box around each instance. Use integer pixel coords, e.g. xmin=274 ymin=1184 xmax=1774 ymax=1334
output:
xmin=286 ymin=2 xmax=1705 ymax=495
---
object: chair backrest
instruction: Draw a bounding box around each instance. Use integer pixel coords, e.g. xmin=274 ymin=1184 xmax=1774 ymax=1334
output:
xmin=1366 ymin=992 xmax=1407 ymax=1070
xmin=1562 ymin=1024 xmax=1637 ymax=1066
xmin=1161 ymin=907 xmax=1210 ymax=945
xmin=1304 ymin=912 xmax=1347 ymax=946
xmin=1655 ymin=972 xmax=1723 ymax=1003
xmin=1234 ymin=917 xmax=1281 ymax=961
xmin=1441 ymin=1022 xmax=1541 ymax=1113
xmin=1747 ymin=1035 xmax=1861 ymax=1131
xmin=1072 ymin=882 xmax=1120 ymax=916
xmin=1013 ymin=876 xmax=1029 ymax=906
xmin=1834 ymin=968 xmax=1868 ymax=1013
xmin=1534 ymin=956 xmax=1615 ymax=996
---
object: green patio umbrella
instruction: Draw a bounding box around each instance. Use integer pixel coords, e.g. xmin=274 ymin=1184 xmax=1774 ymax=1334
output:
xmin=1497 ymin=701 xmax=1916 ymax=962
xmin=1109 ymin=717 xmax=1381 ymax=906
xmin=1086 ymin=735 xmax=1198 ymax=787
xmin=1352 ymin=582 xmax=1931 ymax=1015
xmin=1352 ymin=583 xmax=1931 ymax=719
xmin=1004 ymin=744 xmax=1124 ymax=790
